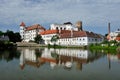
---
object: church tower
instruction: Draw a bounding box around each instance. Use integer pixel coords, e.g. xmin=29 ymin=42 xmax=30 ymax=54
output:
xmin=20 ymin=22 xmax=26 ymax=41
xmin=75 ymin=21 xmax=83 ymax=31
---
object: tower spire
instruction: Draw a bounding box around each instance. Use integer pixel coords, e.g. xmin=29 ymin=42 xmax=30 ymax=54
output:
xmin=20 ymin=22 xmax=26 ymax=27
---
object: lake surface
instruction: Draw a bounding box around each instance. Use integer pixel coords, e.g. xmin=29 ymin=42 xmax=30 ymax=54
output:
xmin=0 ymin=47 xmax=120 ymax=80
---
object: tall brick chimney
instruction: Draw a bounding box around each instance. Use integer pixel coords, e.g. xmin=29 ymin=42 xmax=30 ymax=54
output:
xmin=108 ymin=23 xmax=110 ymax=34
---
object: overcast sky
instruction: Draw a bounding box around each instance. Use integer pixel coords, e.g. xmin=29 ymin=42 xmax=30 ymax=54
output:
xmin=0 ymin=0 xmax=120 ymax=35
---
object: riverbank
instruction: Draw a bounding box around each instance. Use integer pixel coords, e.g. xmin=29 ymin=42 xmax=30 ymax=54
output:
xmin=47 ymin=44 xmax=88 ymax=49
xmin=0 ymin=41 xmax=16 ymax=50
xmin=16 ymin=42 xmax=87 ymax=49
xmin=16 ymin=42 xmax=120 ymax=53
xmin=16 ymin=42 xmax=47 ymax=47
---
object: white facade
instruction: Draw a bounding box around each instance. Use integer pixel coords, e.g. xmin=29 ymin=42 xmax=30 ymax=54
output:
xmin=42 ymin=33 xmax=58 ymax=44
xmin=20 ymin=22 xmax=45 ymax=42
xmin=58 ymin=37 xmax=102 ymax=46
xmin=108 ymin=30 xmax=120 ymax=41
xmin=24 ymin=30 xmax=37 ymax=42
xmin=50 ymin=23 xmax=78 ymax=31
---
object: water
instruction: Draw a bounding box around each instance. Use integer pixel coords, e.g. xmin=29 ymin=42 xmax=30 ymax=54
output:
xmin=0 ymin=47 xmax=120 ymax=80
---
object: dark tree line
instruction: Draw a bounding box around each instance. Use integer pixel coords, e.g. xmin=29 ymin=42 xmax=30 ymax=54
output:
xmin=0 ymin=30 xmax=21 ymax=43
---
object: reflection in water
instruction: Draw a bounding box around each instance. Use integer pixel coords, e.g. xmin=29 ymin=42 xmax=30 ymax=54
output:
xmin=19 ymin=48 xmax=103 ymax=70
xmin=1 ymin=48 xmax=120 ymax=80
xmin=0 ymin=49 xmax=20 ymax=62
xmin=107 ymin=53 xmax=120 ymax=70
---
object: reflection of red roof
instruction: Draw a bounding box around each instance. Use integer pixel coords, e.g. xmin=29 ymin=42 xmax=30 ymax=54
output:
xmin=40 ymin=57 xmax=57 ymax=63
xmin=20 ymin=64 xmax=25 ymax=70
xmin=20 ymin=22 xmax=26 ymax=27
xmin=26 ymin=24 xmax=46 ymax=31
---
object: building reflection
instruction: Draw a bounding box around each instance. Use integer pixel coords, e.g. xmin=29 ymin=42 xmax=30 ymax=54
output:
xmin=19 ymin=48 xmax=103 ymax=70
xmin=107 ymin=53 xmax=120 ymax=70
xmin=19 ymin=47 xmax=43 ymax=70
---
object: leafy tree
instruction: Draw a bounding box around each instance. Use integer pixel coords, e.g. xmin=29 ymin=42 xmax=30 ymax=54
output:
xmin=51 ymin=35 xmax=59 ymax=48
xmin=0 ymin=31 xmax=4 ymax=36
xmin=4 ymin=30 xmax=21 ymax=43
xmin=105 ymin=34 xmax=108 ymax=37
xmin=34 ymin=35 xmax=43 ymax=44
xmin=51 ymin=35 xmax=59 ymax=43
xmin=14 ymin=32 xmax=22 ymax=42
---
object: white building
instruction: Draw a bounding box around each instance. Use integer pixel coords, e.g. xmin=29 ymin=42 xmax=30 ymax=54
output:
xmin=0 ymin=35 xmax=9 ymax=41
xmin=20 ymin=22 xmax=45 ymax=42
xmin=40 ymin=22 xmax=104 ymax=46
xmin=50 ymin=22 xmax=78 ymax=31
xmin=107 ymin=29 xmax=120 ymax=42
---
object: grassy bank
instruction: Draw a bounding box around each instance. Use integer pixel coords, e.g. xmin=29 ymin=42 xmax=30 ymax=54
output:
xmin=89 ymin=44 xmax=120 ymax=54
xmin=89 ymin=45 xmax=117 ymax=50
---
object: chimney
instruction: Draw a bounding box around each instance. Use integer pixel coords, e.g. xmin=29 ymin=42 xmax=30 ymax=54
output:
xmin=108 ymin=23 xmax=110 ymax=34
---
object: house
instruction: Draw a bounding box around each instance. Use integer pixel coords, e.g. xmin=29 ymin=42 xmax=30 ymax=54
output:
xmin=107 ymin=29 xmax=120 ymax=42
xmin=0 ymin=35 xmax=9 ymax=41
xmin=20 ymin=22 xmax=46 ymax=42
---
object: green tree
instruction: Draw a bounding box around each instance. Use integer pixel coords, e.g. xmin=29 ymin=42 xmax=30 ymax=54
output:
xmin=0 ymin=31 xmax=4 ymax=36
xmin=34 ymin=35 xmax=43 ymax=44
xmin=4 ymin=30 xmax=21 ymax=43
xmin=51 ymin=35 xmax=59 ymax=45
xmin=14 ymin=32 xmax=22 ymax=42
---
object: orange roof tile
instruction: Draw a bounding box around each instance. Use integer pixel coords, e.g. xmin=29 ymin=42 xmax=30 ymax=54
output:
xmin=20 ymin=22 xmax=26 ymax=27
xmin=116 ymin=36 xmax=120 ymax=41
xmin=40 ymin=57 xmax=57 ymax=63
xmin=40 ymin=29 xmax=101 ymax=38
xmin=60 ymin=31 xmax=101 ymax=38
xmin=40 ymin=30 xmax=59 ymax=35
xmin=26 ymin=24 xmax=46 ymax=31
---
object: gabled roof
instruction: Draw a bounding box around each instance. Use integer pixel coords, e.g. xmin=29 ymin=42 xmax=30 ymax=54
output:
xmin=40 ymin=29 xmax=101 ymax=38
xmin=40 ymin=30 xmax=71 ymax=35
xmin=40 ymin=30 xmax=59 ymax=35
xmin=60 ymin=31 xmax=101 ymax=38
xmin=26 ymin=24 xmax=46 ymax=31
xmin=20 ymin=22 xmax=26 ymax=27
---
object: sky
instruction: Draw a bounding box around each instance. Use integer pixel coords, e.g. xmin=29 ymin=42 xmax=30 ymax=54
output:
xmin=0 ymin=0 xmax=120 ymax=35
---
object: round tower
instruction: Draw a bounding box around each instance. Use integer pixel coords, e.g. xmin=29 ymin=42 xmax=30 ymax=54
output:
xmin=75 ymin=21 xmax=82 ymax=31
xmin=20 ymin=22 xmax=26 ymax=40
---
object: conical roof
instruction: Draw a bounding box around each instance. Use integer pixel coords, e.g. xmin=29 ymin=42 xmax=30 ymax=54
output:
xmin=20 ymin=22 xmax=26 ymax=27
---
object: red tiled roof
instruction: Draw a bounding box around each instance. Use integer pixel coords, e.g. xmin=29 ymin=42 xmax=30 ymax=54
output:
xmin=40 ymin=30 xmax=59 ymax=35
xmin=60 ymin=31 xmax=101 ymax=38
xmin=116 ymin=37 xmax=120 ymax=41
xmin=26 ymin=24 xmax=46 ymax=31
xmin=40 ymin=30 xmax=72 ymax=35
xmin=20 ymin=22 xmax=26 ymax=27
xmin=40 ymin=29 xmax=101 ymax=38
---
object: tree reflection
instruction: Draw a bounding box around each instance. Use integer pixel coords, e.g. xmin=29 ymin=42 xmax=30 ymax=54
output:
xmin=0 ymin=49 xmax=20 ymax=62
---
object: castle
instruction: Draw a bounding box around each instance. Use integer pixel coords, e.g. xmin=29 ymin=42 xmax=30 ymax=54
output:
xmin=20 ymin=21 xmax=104 ymax=46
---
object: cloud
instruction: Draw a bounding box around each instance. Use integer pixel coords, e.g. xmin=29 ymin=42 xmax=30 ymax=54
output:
xmin=0 ymin=0 xmax=120 ymax=34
